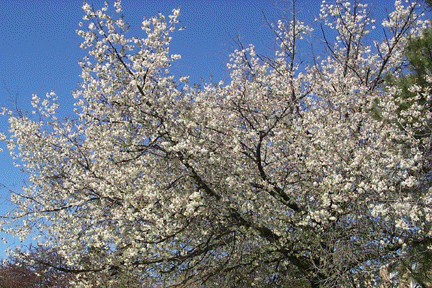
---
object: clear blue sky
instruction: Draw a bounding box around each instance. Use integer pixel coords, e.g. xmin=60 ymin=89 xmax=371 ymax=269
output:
xmin=0 ymin=0 xmax=418 ymax=259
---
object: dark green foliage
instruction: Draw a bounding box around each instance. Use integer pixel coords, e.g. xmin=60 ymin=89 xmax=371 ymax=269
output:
xmin=384 ymin=27 xmax=432 ymax=142
xmin=399 ymin=238 xmax=432 ymax=287
xmin=405 ymin=29 xmax=432 ymax=78
xmin=380 ymin=24 xmax=432 ymax=287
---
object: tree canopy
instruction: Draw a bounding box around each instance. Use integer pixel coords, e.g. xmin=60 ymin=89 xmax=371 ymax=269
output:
xmin=1 ymin=0 xmax=432 ymax=287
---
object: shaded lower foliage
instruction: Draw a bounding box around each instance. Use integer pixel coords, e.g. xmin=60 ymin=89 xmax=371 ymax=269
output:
xmin=0 ymin=245 xmax=75 ymax=288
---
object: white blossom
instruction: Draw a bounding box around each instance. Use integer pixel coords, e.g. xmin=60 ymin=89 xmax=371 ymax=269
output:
xmin=1 ymin=1 xmax=431 ymax=287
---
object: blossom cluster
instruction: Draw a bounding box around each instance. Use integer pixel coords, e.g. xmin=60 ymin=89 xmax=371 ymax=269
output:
xmin=1 ymin=0 xmax=431 ymax=286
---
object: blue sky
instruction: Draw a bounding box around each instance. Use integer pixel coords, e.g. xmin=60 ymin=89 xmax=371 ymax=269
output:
xmin=0 ymin=0 xmax=420 ymax=259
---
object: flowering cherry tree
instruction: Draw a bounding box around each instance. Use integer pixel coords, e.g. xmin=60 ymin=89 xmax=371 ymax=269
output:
xmin=1 ymin=0 xmax=432 ymax=287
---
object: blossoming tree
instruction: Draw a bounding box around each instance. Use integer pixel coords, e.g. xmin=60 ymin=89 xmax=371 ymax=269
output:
xmin=1 ymin=0 xmax=432 ymax=287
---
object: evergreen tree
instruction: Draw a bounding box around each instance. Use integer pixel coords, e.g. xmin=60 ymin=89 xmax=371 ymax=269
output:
xmin=384 ymin=27 xmax=432 ymax=142
xmin=381 ymin=2 xmax=432 ymax=285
